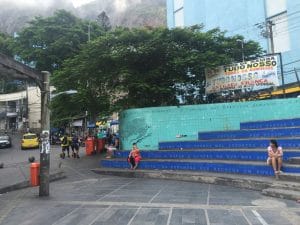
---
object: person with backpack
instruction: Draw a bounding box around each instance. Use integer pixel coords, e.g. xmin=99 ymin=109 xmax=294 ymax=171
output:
xmin=71 ymin=134 xmax=80 ymax=159
xmin=60 ymin=134 xmax=70 ymax=158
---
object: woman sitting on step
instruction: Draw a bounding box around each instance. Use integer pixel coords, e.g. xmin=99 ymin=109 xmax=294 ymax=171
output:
xmin=128 ymin=143 xmax=142 ymax=170
xmin=267 ymin=139 xmax=283 ymax=176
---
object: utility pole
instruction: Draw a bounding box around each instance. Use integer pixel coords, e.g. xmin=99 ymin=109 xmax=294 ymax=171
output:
xmin=39 ymin=71 xmax=50 ymax=197
xmin=278 ymin=53 xmax=286 ymax=98
xmin=236 ymin=39 xmax=245 ymax=62
xmin=267 ymin=21 xmax=275 ymax=54
xmin=295 ymin=68 xmax=300 ymax=86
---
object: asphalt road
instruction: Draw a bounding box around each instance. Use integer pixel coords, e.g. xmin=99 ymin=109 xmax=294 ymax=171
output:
xmin=0 ymin=134 xmax=299 ymax=225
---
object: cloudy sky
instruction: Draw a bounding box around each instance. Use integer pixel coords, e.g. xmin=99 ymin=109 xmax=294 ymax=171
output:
xmin=71 ymin=0 xmax=95 ymax=7
xmin=0 ymin=0 xmax=94 ymax=8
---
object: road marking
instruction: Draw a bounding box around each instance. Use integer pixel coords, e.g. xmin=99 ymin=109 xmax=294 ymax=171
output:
xmin=166 ymin=207 xmax=173 ymax=225
xmin=127 ymin=206 xmax=142 ymax=225
xmin=62 ymin=164 xmax=86 ymax=179
xmin=148 ymin=189 xmax=163 ymax=203
xmin=206 ymin=184 xmax=211 ymax=205
xmin=86 ymin=205 xmax=112 ymax=225
xmin=97 ymin=180 xmax=135 ymax=201
xmin=240 ymin=209 xmax=253 ymax=225
xmin=204 ymin=209 xmax=211 ymax=225
xmin=0 ymin=189 xmax=28 ymax=224
xmin=51 ymin=205 xmax=82 ymax=225
xmin=252 ymin=210 xmax=269 ymax=225
xmin=51 ymin=200 xmax=300 ymax=211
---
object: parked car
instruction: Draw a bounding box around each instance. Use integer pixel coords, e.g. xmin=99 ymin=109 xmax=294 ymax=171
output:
xmin=0 ymin=135 xmax=12 ymax=148
xmin=21 ymin=133 xmax=39 ymax=150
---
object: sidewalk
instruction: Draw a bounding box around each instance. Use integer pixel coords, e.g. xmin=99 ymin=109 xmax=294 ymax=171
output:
xmin=0 ymin=159 xmax=65 ymax=194
xmin=0 ymin=143 xmax=103 ymax=194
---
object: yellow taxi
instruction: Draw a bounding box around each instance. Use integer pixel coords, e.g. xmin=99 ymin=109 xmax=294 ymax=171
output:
xmin=21 ymin=133 xmax=39 ymax=150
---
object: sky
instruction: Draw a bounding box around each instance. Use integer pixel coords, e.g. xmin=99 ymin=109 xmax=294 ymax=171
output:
xmin=0 ymin=0 xmax=95 ymax=8
xmin=72 ymin=0 xmax=95 ymax=8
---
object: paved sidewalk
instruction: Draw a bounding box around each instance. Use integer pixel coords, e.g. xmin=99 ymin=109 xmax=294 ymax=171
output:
xmin=0 ymin=143 xmax=100 ymax=194
xmin=0 ymin=170 xmax=299 ymax=225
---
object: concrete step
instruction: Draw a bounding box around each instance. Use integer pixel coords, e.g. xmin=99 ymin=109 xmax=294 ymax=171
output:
xmin=91 ymin=168 xmax=300 ymax=201
xmin=240 ymin=118 xmax=300 ymax=130
xmin=114 ymin=150 xmax=300 ymax=162
xmin=100 ymin=158 xmax=300 ymax=176
xmin=288 ymin=157 xmax=300 ymax=164
xmin=198 ymin=127 xmax=300 ymax=140
xmin=262 ymin=188 xmax=300 ymax=201
xmin=159 ymin=139 xmax=300 ymax=150
xmin=279 ymin=172 xmax=300 ymax=182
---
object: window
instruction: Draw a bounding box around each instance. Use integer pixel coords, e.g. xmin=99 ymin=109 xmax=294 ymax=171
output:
xmin=174 ymin=0 xmax=184 ymax=27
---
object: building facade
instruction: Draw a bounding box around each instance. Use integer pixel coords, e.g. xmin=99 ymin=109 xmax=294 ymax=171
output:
xmin=167 ymin=0 xmax=300 ymax=84
xmin=0 ymin=86 xmax=41 ymax=132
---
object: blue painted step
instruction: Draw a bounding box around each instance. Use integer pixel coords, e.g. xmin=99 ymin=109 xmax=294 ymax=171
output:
xmin=159 ymin=139 xmax=300 ymax=150
xmin=101 ymin=159 xmax=300 ymax=176
xmin=114 ymin=150 xmax=300 ymax=162
xmin=198 ymin=127 xmax=300 ymax=140
xmin=240 ymin=118 xmax=300 ymax=130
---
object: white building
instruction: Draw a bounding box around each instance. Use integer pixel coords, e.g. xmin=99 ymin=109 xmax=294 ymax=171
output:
xmin=0 ymin=86 xmax=41 ymax=132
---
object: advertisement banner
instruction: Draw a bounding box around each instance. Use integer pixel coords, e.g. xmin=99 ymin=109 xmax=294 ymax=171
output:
xmin=205 ymin=56 xmax=279 ymax=94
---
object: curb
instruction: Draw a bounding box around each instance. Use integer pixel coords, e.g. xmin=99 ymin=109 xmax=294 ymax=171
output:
xmin=91 ymin=168 xmax=300 ymax=201
xmin=262 ymin=188 xmax=300 ymax=201
xmin=0 ymin=170 xmax=66 ymax=194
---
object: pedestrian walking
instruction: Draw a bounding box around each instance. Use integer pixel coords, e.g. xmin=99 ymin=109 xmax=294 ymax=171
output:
xmin=71 ymin=134 xmax=80 ymax=159
xmin=60 ymin=134 xmax=70 ymax=158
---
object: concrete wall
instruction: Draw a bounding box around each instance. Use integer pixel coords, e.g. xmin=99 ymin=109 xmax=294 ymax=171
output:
xmin=119 ymin=98 xmax=300 ymax=150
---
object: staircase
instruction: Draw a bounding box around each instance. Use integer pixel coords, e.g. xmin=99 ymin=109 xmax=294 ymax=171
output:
xmin=100 ymin=118 xmax=300 ymax=177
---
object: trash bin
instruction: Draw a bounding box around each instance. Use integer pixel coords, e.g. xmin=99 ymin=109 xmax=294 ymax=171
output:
xmin=96 ymin=138 xmax=105 ymax=153
xmin=30 ymin=162 xmax=40 ymax=186
xmin=85 ymin=137 xmax=95 ymax=155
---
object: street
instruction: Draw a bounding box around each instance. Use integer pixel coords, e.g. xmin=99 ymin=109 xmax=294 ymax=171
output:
xmin=0 ymin=134 xmax=299 ymax=225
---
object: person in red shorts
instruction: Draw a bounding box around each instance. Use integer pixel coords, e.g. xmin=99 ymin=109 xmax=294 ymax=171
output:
xmin=128 ymin=143 xmax=142 ymax=170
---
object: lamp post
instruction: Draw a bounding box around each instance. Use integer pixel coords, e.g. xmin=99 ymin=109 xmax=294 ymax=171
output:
xmin=237 ymin=39 xmax=245 ymax=62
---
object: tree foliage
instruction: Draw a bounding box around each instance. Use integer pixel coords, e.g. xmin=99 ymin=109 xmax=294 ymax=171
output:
xmin=51 ymin=25 xmax=263 ymax=125
xmin=0 ymin=31 xmax=13 ymax=56
xmin=12 ymin=10 xmax=104 ymax=73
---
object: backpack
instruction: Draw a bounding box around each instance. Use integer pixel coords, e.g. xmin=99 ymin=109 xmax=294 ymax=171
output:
xmin=62 ymin=136 xmax=68 ymax=145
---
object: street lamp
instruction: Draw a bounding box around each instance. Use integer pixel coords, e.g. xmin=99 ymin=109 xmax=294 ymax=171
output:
xmin=236 ymin=39 xmax=245 ymax=62
xmin=50 ymin=89 xmax=78 ymax=99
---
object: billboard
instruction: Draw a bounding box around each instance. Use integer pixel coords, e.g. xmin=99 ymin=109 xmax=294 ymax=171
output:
xmin=205 ymin=56 xmax=279 ymax=94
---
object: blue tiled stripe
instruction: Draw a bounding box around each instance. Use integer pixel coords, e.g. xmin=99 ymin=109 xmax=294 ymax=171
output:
xmin=114 ymin=150 xmax=300 ymax=161
xmin=159 ymin=139 xmax=300 ymax=150
xmin=240 ymin=118 xmax=300 ymax=130
xmin=101 ymin=160 xmax=300 ymax=176
xmin=198 ymin=128 xmax=300 ymax=140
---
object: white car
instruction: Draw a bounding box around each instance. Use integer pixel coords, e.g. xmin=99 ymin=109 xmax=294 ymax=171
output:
xmin=0 ymin=135 xmax=12 ymax=148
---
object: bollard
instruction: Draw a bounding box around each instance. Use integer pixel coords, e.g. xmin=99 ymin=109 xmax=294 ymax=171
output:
xmin=30 ymin=163 xmax=40 ymax=186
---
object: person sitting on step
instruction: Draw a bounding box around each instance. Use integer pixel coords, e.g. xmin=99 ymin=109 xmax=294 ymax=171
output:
xmin=267 ymin=139 xmax=283 ymax=177
xmin=127 ymin=143 xmax=142 ymax=170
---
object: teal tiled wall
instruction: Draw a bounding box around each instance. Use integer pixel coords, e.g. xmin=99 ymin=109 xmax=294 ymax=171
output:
xmin=119 ymin=98 xmax=300 ymax=150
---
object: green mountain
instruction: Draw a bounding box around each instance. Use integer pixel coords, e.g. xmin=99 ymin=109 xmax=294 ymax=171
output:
xmin=0 ymin=0 xmax=166 ymax=35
